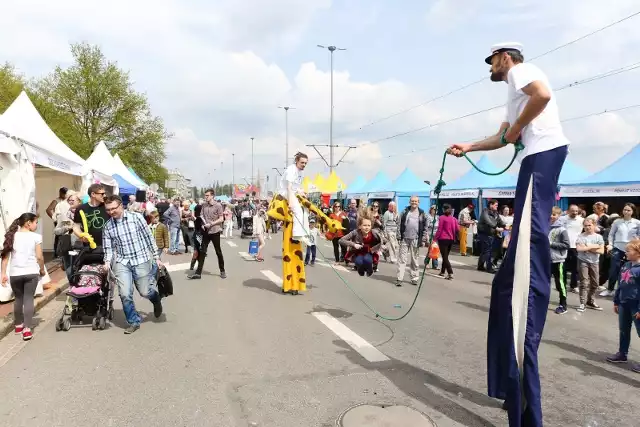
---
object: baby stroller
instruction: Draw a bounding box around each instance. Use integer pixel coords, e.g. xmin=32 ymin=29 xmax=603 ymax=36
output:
xmin=241 ymin=211 xmax=253 ymax=239
xmin=55 ymin=247 xmax=114 ymax=332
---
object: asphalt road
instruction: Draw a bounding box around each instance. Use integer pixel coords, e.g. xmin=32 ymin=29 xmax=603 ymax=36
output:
xmin=0 ymin=230 xmax=638 ymax=427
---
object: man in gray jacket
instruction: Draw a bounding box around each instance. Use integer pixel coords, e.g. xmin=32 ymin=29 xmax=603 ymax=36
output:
xmin=549 ymin=206 xmax=571 ymax=314
xmin=163 ymin=198 xmax=182 ymax=254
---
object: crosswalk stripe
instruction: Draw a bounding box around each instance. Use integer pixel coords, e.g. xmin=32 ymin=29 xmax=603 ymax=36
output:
xmin=165 ymin=262 xmax=192 ymax=272
xmin=315 ymin=261 xmax=349 ymax=272
xmin=312 ymin=312 xmax=389 ymax=363
xmin=227 ymin=241 xmax=237 ymax=247
xmin=261 ymin=270 xmax=282 ymax=288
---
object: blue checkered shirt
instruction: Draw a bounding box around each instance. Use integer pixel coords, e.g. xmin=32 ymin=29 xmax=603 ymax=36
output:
xmin=103 ymin=211 xmax=159 ymax=266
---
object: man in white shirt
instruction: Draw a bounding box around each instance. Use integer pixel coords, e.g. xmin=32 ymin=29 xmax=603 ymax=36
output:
xmin=279 ymin=152 xmax=309 ymax=242
xmin=560 ymin=204 xmax=584 ymax=291
xmin=449 ymin=43 xmax=569 ymax=426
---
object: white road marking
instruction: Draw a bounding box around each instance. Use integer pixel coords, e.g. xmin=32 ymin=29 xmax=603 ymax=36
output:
xmin=449 ymin=259 xmax=468 ymax=266
xmin=312 ymin=312 xmax=389 ymax=363
xmin=165 ymin=263 xmax=192 ymax=272
xmin=261 ymin=270 xmax=282 ymax=288
xmin=315 ymin=261 xmax=349 ymax=273
xmin=238 ymin=251 xmax=255 ymax=261
xmin=227 ymin=241 xmax=237 ymax=247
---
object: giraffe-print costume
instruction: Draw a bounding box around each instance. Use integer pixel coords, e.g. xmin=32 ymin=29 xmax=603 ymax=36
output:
xmin=267 ymin=194 xmax=343 ymax=294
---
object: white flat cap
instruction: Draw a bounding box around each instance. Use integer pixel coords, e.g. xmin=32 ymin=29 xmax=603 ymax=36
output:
xmin=485 ymin=42 xmax=524 ymax=64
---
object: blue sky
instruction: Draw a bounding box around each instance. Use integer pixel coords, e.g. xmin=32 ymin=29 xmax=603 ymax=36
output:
xmin=2 ymin=0 xmax=639 ymax=189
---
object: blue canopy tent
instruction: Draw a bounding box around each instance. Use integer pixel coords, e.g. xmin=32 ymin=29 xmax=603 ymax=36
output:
xmin=215 ymin=195 xmax=231 ymax=203
xmin=114 ymin=174 xmax=137 ymax=195
xmin=560 ymin=143 xmax=640 ymax=202
xmin=437 ymin=155 xmax=502 ymax=217
xmin=128 ymin=167 xmax=148 ymax=188
xmin=390 ymin=167 xmax=431 ymax=211
xmin=361 ymin=171 xmax=393 ymax=196
xmin=343 ymin=175 xmax=367 ymax=198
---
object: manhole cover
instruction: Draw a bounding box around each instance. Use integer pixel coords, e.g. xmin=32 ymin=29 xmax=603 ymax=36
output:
xmin=337 ymin=403 xmax=437 ymax=427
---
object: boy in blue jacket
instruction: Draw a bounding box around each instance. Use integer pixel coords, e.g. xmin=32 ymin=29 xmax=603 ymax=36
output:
xmin=606 ymin=239 xmax=640 ymax=373
xmin=549 ymin=207 xmax=571 ymax=314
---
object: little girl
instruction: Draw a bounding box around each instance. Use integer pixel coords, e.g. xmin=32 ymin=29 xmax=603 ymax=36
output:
xmin=190 ymin=205 xmax=205 ymax=271
xmin=606 ymin=239 xmax=640 ymax=373
xmin=339 ymin=210 xmax=385 ymax=276
xmin=0 ymin=213 xmax=46 ymax=341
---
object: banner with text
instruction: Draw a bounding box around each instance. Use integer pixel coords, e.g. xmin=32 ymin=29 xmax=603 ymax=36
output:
xmin=234 ymin=184 xmax=259 ymax=198
xmin=559 ymin=184 xmax=640 ymax=198
xmin=482 ymin=189 xmax=517 ymax=198
xmin=433 ymin=189 xmax=479 ymax=199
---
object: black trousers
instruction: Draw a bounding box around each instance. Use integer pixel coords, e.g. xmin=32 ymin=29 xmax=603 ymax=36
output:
xmin=551 ymin=262 xmax=568 ymax=307
xmin=181 ymin=225 xmax=191 ymax=249
xmin=196 ymin=232 xmax=225 ymax=274
xmin=332 ymin=237 xmax=344 ymax=262
xmin=438 ymin=239 xmax=454 ymax=275
xmin=564 ymin=248 xmax=579 ymax=289
xmin=236 ymin=215 xmax=242 ymax=229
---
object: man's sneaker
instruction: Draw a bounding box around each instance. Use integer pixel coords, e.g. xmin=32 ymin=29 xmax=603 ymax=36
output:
xmin=596 ymin=285 xmax=606 ymax=292
xmin=22 ymin=328 xmax=32 ymax=341
xmin=395 ymin=280 xmax=403 ymax=287
xmin=220 ymin=271 xmax=227 ymax=279
xmin=555 ymin=306 xmax=568 ymax=315
xmin=15 ymin=324 xmax=24 ymax=335
xmin=599 ymin=289 xmax=613 ymax=297
xmin=631 ymin=363 xmax=640 ymax=373
xmin=606 ymin=352 xmax=628 ymax=364
xmin=124 ymin=324 xmax=140 ymax=334
xmin=153 ymin=298 xmax=163 ymax=318
xmin=586 ymin=301 xmax=603 ymax=311
xmin=411 ymin=279 xmax=419 ymax=286
xmin=310 ymin=261 xmax=315 ymax=266
xmin=576 ymin=304 xmax=586 ymax=312
xmin=571 ymin=287 xmax=579 ymax=294
xmin=187 ymin=273 xmax=202 ymax=280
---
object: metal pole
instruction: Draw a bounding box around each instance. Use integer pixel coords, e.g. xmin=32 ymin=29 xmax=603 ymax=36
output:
xmin=329 ymin=46 xmax=335 ymax=174
xmin=285 ymin=107 xmax=289 ymax=167
xmin=232 ymin=153 xmax=235 ymax=198
xmin=250 ymin=137 xmax=255 ymax=187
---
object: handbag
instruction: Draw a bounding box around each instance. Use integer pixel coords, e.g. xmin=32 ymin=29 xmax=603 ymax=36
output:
xmin=56 ymin=233 xmax=73 ymax=255
xmin=188 ymin=220 xmax=195 ymax=229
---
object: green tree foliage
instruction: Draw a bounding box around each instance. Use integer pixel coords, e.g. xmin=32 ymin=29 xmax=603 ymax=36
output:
xmin=0 ymin=63 xmax=24 ymax=113
xmin=32 ymin=42 xmax=169 ymax=185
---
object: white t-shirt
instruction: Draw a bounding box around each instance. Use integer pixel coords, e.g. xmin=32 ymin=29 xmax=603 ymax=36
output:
xmin=145 ymin=202 xmax=156 ymax=215
xmin=9 ymin=231 xmax=42 ymax=276
xmin=279 ymin=164 xmax=303 ymax=197
xmin=560 ymin=215 xmax=584 ymax=248
xmin=505 ymin=63 xmax=570 ymax=160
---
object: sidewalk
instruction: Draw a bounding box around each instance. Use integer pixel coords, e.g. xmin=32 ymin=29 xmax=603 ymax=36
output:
xmin=0 ymin=262 xmax=68 ymax=339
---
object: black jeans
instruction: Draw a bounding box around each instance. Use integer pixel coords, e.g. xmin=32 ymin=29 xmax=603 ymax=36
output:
xmin=564 ymin=248 xmax=579 ymax=289
xmin=477 ymin=233 xmax=494 ymax=271
xmin=551 ymin=262 xmax=568 ymax=307
xmin=438 ymin=239 xmax=454 ymax=275
xmin=332 ymin=237 xmax=344 ymax=262
xmin=181 ymin=225 xmax=191 ymax=249
xmin=236 ymin=215 xmax=242 ymax=229
xmin=196 ymin=232 xmax=225 ymax=274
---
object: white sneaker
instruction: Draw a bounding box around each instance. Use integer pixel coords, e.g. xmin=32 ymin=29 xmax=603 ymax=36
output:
xmin=576 ymin=304 xmax=586 ymax=313
xmin=599 ymin=289 xmax=613 ymax=297
xmin=571 ymin=288 xmax=579 ymax=294
xmin=596 ymin=286 xmax=606 ymax=292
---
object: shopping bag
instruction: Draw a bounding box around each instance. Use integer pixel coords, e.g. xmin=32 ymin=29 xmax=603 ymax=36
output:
xmin=248 ymin=239 xmax=259 ymax=256
xmin=428 ymin=242 xmax=440 ymax=260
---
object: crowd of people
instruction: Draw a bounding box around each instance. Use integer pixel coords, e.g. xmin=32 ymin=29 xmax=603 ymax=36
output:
xmin=1 ymin=182 xmax=639 ymax=374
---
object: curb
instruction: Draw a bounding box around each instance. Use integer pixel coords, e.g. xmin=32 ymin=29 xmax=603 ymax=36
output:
xmin=0 ymin=279 xmax=69 ymax=340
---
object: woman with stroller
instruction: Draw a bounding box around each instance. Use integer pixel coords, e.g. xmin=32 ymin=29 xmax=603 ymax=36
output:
xmin=1 ymin=213 xmax=46 ymax=341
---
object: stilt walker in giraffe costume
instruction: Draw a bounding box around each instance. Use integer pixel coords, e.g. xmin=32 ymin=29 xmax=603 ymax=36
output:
xmin=267 ymin=152 xmax=342 ymax=295
xmin=449 ymin=43 xmax=569 ymax=427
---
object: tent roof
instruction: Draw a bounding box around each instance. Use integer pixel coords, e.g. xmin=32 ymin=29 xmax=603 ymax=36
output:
xmin=486 ymin=157 xmax=591 ymax=189
xmin=128 ymin=167 xmax=148 ymax=187
xmin=344 ymin=176 xmax=367 ymax=194
xmin=114 ymin=174 xmax=137 ymax=193
xmin=113 ymin=154 xmax=147 ymax=189
xmin=446 ymin=155 xmax=505 ymax=190
xmin=322 ymin=170 xmax=346 ymax=193
xmin=85 ymin=141 xmax=119 ymax=187
xmin=390 ymin=167 xmax=430 ymax=195
xmin=567 ymin=152 xmax=629 ymax=185
xmin=361 ymin=171 xmax=393 ymax=193
xmin=0 ymin=91 xmax=86 ymax=175
xmin=312 ymin=173 xmax=325 ymax=192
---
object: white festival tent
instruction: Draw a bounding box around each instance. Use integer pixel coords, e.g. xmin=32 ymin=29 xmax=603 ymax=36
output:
xmin=0 ymin=91 xmax=108 ymax=252
xmin=84 ymin=141 xmax=120 ymax=194
xmin=113 ymin=153 xmax=147 ymax=190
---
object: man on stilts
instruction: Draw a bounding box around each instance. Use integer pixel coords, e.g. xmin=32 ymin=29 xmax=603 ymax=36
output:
xmin=449 ymin=43 xmax=569 ymax=427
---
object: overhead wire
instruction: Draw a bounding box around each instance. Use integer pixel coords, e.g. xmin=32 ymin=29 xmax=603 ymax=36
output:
xmin=353 ymin=59 xmax=640 ymax=148
xmin=320 ymin=10 xmax=640 ymax=144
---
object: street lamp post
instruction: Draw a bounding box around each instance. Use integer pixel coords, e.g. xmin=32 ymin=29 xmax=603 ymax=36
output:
xmin=317 ymin=44 xmax=346 ymax=174
xmin=278 ymin=106 xmax=296 ymax=168
xmin=232 ymin=153 xmax=235 ymax=198
xmin=250 ymin=137 xmax=255 ymax=187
